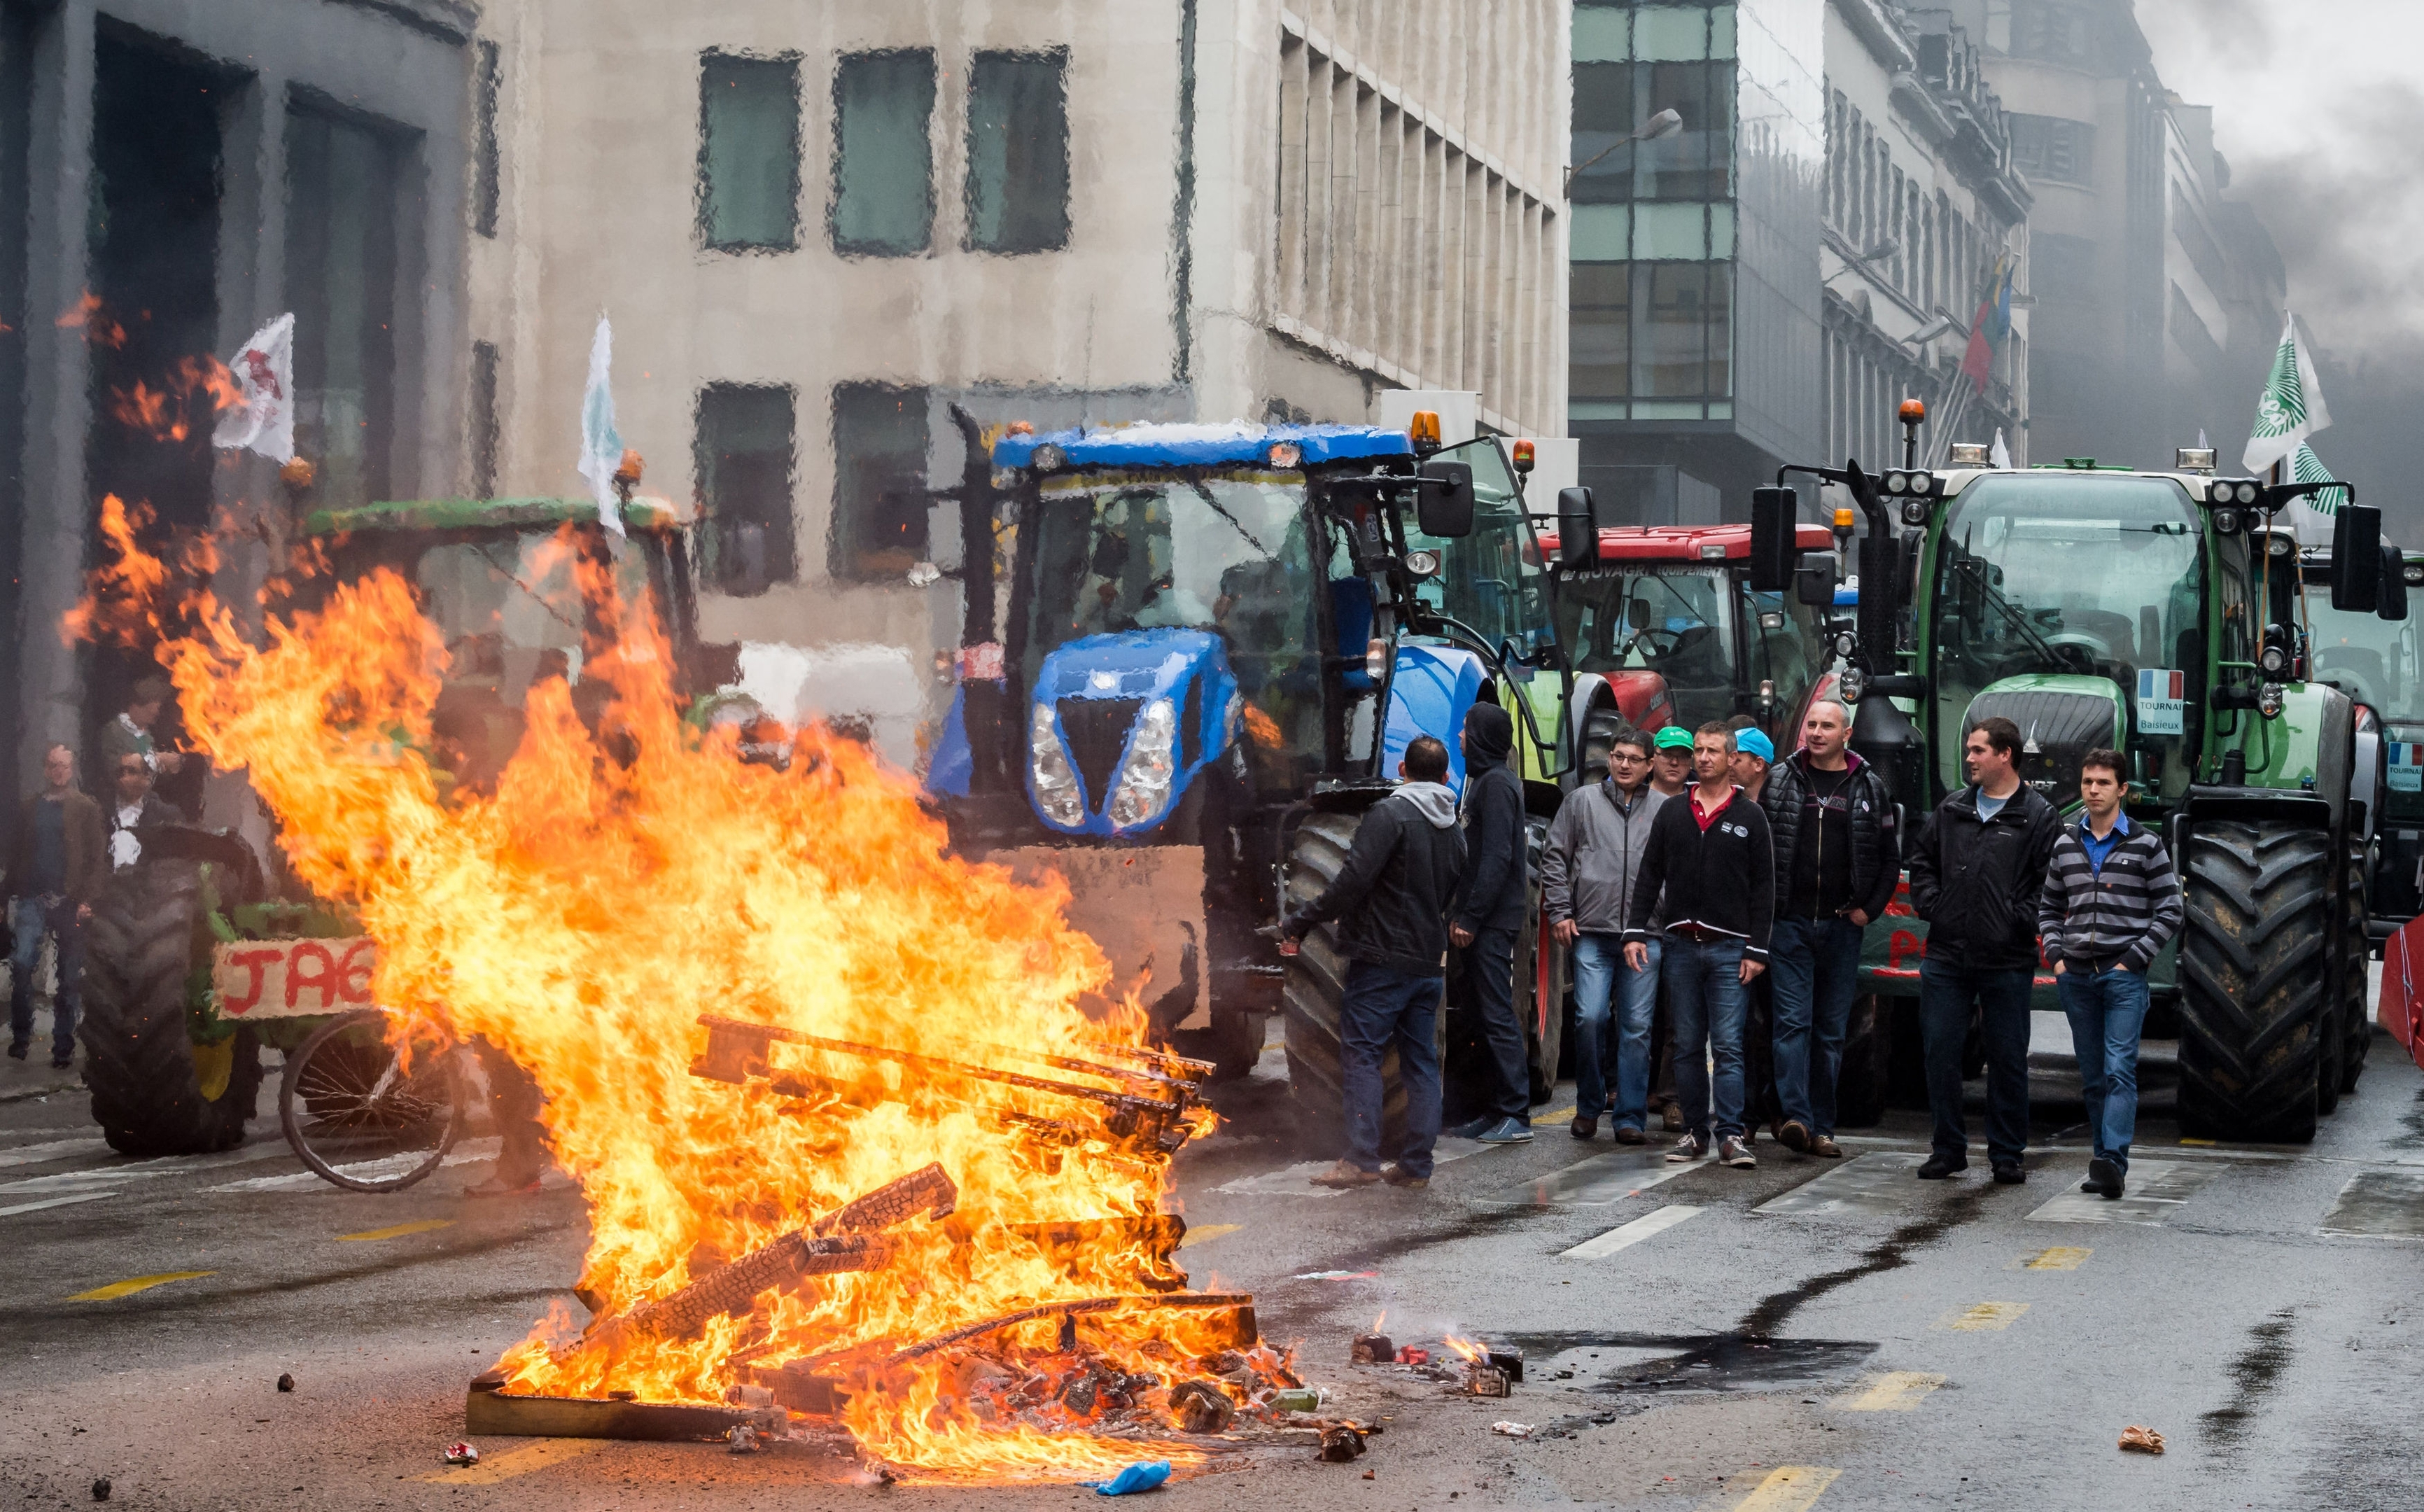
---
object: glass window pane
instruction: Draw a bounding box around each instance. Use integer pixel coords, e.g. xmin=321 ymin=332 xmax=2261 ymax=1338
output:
xmin=1710 ymin=202 xmax=1736 ymax=257
xmin=1709 ymin=4 xmax=1737 ymax=59
xmin=831 ymin=384 xmax=930 ymax=580
xmin=1632 ymin=202 xmax=1707 ymax=259
xmin=1706 ymin=261 xmax=1732 ymax=397
xmin=696 ymin=385 xmax=797 ymax=596
xmin=1639 ymin=60 xmax=1730 ymax=199
xmin=1570 ymin=261 xmax=1632 ymax=400
xmin=701 ymin=55 xmax=801 ymax=251
xmin=832 ymin=52 xmax=934 ymax=257
xmin=1571 ymin=60 xmax=1634 ymax=202
xmin=1633 ymin=6 xmax=1709 ymax=60
xmin=1574 ymin=8 xmax=1630 ymax=62
xmin=286 ymin=110 xmax=398 ymax=511
xmin=967 ymin=51 xmax=1070 ymax=253
xmin=1640 ymin=262 xmax=1718 ymax=398
xmin=1570 ymin=203 xmax=1631 ymax=260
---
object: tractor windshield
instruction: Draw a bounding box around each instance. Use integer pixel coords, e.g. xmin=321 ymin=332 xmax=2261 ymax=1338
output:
xmin=2307 ymin=599 xmax=2422 ymax=724
xmin=1403 ymin=436 xmax=1558 ymax=663
xmin=1560 ymin=565 xmax=1739 ymax=729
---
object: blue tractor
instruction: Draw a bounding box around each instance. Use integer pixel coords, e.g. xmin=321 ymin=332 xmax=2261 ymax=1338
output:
xmin=926 ymin=417 xmax=1597 ymax=1140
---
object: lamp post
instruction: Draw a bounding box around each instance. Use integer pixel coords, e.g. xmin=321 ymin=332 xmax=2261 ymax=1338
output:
xmin=1564 ymin=108 xmax=1683 ymax=197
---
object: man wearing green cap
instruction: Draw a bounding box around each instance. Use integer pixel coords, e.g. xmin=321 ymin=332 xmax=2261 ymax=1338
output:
xmin=1650 ymin=727 xmax=1695 ymax=798
xmin=1643 ymin=726 xmax=1695 ymax=1126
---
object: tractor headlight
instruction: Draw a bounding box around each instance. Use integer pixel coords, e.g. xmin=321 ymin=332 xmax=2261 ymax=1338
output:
xmin=2259 ymin=641 xmax=2290 ymax=677
xmin=1884 ymin=471 xmax=1909 ymax=495
xmin=2212 ymin=507 xmax=2241 ymax=535
xmin=1029 ymin=704 xmax=1086 ymax=827
xmin=1404 ymin=548 xmax=1441 ymax=578
xmin=2236 ymin=482 xmax=2260 ymax=505
xmin=1830 ymin=631 xmax=1858 ymax=662
xmin=1107 ymin=698 xmax=1179 ymax=830
xmin=1837 ymin=666 xmax=1869 ymax=704
xmin=2258 ymin=682 xmax=2286 ymax=720
xmin=1900 ymin=498 xmax=1931 ymax=527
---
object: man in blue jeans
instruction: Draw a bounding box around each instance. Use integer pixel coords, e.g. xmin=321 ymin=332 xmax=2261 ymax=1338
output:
xmin=1760 ymin=700 xmax=1899 ymax=1159
xmin=2040 ymin=748 xmax=2181 ymax=1199
xmin=1541 ymin=729 xmax=1667 ymax=1142
xmin=8 ymin=744 xmax=106 ymax=1069
xmin=1625 ymin=723 xmax=1774 ymax=1168
xmin=1279 ymin=736 xmax=1466 ymax=1189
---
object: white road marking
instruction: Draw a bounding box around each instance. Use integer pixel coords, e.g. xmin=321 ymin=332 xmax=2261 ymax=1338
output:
xmin=1209 ymin=1135 xmax=1509 ymax=1197
xmin=0 ymin=1191 xmax=118 ymax=1219
xmin=0 ymin=1136 xmax=113 ymax=1169
xmin=1560 ymin=1204 xmax=1704 ymax=1259
xmin=2026 ymin=1159 xmax=2224 ymax=1226
xmin=1504 ymin=1149 xmax=1711 ymax=1206
xmin=212 ymin=1141 xmax=497 ymax=1192
xmin=2320 ymin=1169 xmax=2424 ymax=1238
xmin=1754 ymin=1152 xmax=1929 ymax=1217
xmin=0 ymin=1138 xmax=291 ymax=1195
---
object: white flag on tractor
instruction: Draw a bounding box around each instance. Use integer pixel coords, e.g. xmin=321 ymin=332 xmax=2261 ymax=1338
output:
xmin=211 ymin=312 xmax=295 ymax=463
xmin=2243 ymin=312 xmax=2332 ymax=477
xmin=575 ymin=313 xmax=626 ymax=536
xmin=2287 ymin=439 xmax=2347 ymax=546
xmin=1990 ymin=428 xmax=2012 ymax=470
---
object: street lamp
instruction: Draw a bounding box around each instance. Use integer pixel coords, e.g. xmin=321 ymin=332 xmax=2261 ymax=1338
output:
xmin=1564 ymin=108 xmax=1683 ymax=196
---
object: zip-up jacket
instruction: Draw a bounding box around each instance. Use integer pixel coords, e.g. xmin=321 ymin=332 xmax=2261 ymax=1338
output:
xmin=1455 ymin=708 xmax=1528 ymax=933
xmin=2037 ymin=813 xmax=2183 ymax=971
xmin=1623 ymin=785 xmax=1774 ymax=962
xmin=1283 ymin=783 xmax=1468 ymax=976
xmin=1541 ymin=780 xmax=1668 ymax=935
xmin=1761 ymin=749 xmax=1900 ymax=920
xmin=1908 ymin=783 xmax=2062 ymax=970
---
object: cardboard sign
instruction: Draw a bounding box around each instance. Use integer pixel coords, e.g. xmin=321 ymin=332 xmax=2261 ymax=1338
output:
xmin=2136 ymin=668 xmax=2186 ymax=736
xmin=212 ymin=937 xmax=377 ymax=1018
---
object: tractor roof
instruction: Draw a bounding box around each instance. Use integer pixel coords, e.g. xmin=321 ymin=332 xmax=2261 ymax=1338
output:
xmin=301 ymin=495 xmax=692 ymax=537
xmin=992 ymin=421 xmax=1413 ymax=470
xmin=1537 ymin=523 xmax=1835 ymax=561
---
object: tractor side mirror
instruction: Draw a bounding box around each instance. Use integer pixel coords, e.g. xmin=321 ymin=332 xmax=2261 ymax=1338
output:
xmin=2331 ymin=503 xmax=2383 ymax=613
xmin=1416 ymin=460 xmax=1476 ymax=538
xmin=2381 ymin=545 xmax=2411 ymax=622
xmin=1795 ymin=552 xmax=1840 ymax=607
xmin=1748 ymin=486 xmax=1798 ymax=594
xmin=1555 ymin=486 xmax=1598 ymax=570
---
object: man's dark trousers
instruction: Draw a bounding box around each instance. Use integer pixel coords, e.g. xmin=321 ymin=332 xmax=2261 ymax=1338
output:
xmin=8 ymin=897 xmax=83 ymax=1061
xmin=1464 ymin=925 xmax=1528 ymax=1122
xmin=1339 ymin=960 xmax=1446 ymax=1178
xmin=1770 ymin=915 xmax=1865 ymax=1138
xmin=1919 ymin=953 xmax=2032 ymax=1164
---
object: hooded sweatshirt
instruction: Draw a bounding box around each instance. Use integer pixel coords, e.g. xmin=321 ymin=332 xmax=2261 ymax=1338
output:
xmin=1456 ymin=704 xmax=1529 ymax=934
xmin=1284 ymin=779 xmax=1469 ymax=976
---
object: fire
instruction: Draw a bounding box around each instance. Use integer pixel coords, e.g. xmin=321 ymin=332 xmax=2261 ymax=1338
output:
xmin=1443 ymin=1335 xmax=1489 ymax=1363
xmin=87 ymin=518 xmax=1294 ymax=1475
xmin=58 ymin=290 xmax=125 ymax=349
xmin=60 ymin=496 xmax=217 ymax=649
xmin=108 ymin=355 xmax=245 ymax=442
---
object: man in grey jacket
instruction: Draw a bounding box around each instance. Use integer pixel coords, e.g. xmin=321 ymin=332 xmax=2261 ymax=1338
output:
xmin=1541 ymin=728 xmax=1668 ymax=1142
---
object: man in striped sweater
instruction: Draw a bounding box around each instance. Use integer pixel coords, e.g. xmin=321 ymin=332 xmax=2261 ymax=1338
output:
xmin=2038 ymin=748 xmax=2183 ymax=1200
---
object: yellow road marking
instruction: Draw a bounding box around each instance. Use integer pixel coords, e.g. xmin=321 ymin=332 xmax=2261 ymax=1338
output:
xmin=1934 ymin=1301 xmax=2029 ymax=1332
xmin=69 ymin=1270 xmax=216 ymax=1302
xmin=1532 ymin=1105 xmax=1578 ymax=1126
xmin=1842 ymin=1371 xmax=1944 ymax=1411
xmin=337 ymin=1218 xmax=455 ymax=1242
xmin=2021 ymin=1246 xmax=2092 ymax=1270
xmin=1717 ymin=1465 xmax=1841 ymax=1512
xmin=1176 ymin=1224 xmax=1240 ymax=1250
xmin=416 ymin=1439 xmax=608 ymax=1484
xmin=2179 ymin=1137 xmax=2217 ymax=1147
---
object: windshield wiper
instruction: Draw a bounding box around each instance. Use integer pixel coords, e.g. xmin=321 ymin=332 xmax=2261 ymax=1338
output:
xmin=473 ymin=540 xmax=585 ymax=638
xmin=1952 ymin=554 xmax=2078 ymax=672
xmin=1186 ymin=481 xmax=1272 ymax=556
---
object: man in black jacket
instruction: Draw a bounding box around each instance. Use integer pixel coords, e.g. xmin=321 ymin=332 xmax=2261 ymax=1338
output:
xmin=1448 ymin=704 xmax=1533 ymax=1144
xmin=1907 ymin=715 xmax=2061 ymax=1182
xmin=1762 ymin=699 xmax=1899 ymax=1159
xmin=1281 ymin=736 xmax=1467 ymax=1189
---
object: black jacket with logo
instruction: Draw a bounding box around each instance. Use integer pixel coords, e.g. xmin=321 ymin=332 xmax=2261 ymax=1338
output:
xmin=1908 ymin=783 xmax=2063 ymax=970
xmin=1761 ymin=748 xmax=1900 ymax=920
xmin=1623 ymin=785 xmax=1775 ymax=962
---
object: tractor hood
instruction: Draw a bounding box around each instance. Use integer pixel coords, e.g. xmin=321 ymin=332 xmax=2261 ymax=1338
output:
xmin=1961 ymin=673 xmax=2124 ymax=808
xmin=1028 ymin=629 xmax=1242 ymax=837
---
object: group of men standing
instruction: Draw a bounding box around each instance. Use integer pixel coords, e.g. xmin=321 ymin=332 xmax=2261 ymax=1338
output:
xmin=1282 ymin=695 xmax=2183 ymax=1205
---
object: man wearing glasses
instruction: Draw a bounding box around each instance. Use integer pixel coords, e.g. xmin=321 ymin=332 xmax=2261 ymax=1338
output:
xmin=1541 ymin=729 xmax=1669 ymax=1142
xmin=105 ymin=752 xmax=184 ymax=872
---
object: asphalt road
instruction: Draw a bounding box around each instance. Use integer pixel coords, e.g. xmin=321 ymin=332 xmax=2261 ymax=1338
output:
xmin=5 ymin=1022 xmax=2423 ymax=1512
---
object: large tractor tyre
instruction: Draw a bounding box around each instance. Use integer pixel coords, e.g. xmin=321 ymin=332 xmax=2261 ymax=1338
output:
xmin=1578 ymin=701 xmax=1630 ymax=787
xmin=2177 ymin=821 xmax=2330 ymax=1144
xmin=2341 ymin=849 xmax=2372 ymax=1095
xmin=79 ymin=858 xmax=262 ymax=1158
xmin=1193 ymin=1009 xmax=1269 ymax=1083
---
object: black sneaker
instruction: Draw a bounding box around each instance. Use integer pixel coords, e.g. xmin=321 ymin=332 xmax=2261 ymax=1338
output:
xmin=2087 ymin=1156 xmax=2122 ymax=1198
xmin=1666 ymin=1133 xmax=1709 ymax=1163
xmin=1917 ymin=1153 xmax=1968 ymax=1180
xmin=1991 ymin=1162 xmax=2026 ymax=1185
xmin=5 ymin=1041 xmax=25 ymax=1060
xmin=1719 ymin=1135 xmax=1757 ymax=1169
xmin=1443 ymin=1116 xmax=1496 ymax=1140
xmin=1778 ymin=1119 xmax=1812 ymax=1153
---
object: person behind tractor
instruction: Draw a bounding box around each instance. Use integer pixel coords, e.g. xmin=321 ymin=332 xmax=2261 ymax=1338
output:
xmin=2040 ymin=748 xmax=2181 ymax=1201
xmin=104 ymin=749 xmax=184 ymax=872
xmin=1642 ymin=724 xmax=1697 ymax=1128
xmin=1907 ymin=715 xmax=2061 ymax=1184
xmin=1728 ymin=720 xmax=1773 ymax=802
xmin=1277 ymin=735 xmax=1466 ymax=1190
xmin=98 ymin=676 xmax=186 ymax=780
xmin=1446 ymin=704 xmax=1534 ymax=1146
xmin=6 ymin=744 xmax=106 ymax=1069
xmin=1542 ymin=727 xmax=1667 ymax=1144
xmin=1649 ymin=727 xmax=1693 ymax=797
xmin=1625 ymin=722 xmax=1774 ymax=1169
xmin=1760 ymin=699 xmax=1898 ymax=1163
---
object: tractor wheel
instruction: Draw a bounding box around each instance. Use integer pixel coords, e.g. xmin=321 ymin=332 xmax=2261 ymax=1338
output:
xmin=1281 ymin=811 xmax=1441 ymax=1154
xmin=78 ymin=858 xmax=262 ymax=1157
xmin=1199 ymin=1009 xmax=1269 ymax=1083
xmin=2341 ymin=848 xmax=2373 ymax=1094
xmin=2178 ymin=821 xmax=2328 ymax=1143
xmin=1578 ymin=700 xmax=1630 ymax=787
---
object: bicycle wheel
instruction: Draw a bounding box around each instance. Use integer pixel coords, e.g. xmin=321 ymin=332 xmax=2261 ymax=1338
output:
xmin=279 ymin=1009 xmax=466 ymax=1192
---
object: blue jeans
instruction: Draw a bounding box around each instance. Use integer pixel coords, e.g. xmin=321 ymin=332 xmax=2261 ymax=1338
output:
xmin=1770 ymin=916 xmax=1865 ymax=1138
xmin=2058 ymin=962 xmax=2149 ymax=1176
xmin=1339 ymin=961 xmax=1445 ymax=1177
xmin=1919 ymin=954 xmax=2033 ymax=1165
xmin=1661 ymin=935 xmax=1748 ymax=1140
xmin=9 ymin=896 xmax=83 ymax=1060
xmin=1573 ymin=934 xmax=1660 ymax=1126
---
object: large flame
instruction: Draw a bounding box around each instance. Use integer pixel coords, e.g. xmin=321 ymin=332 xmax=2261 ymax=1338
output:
xmin=94 ymin=522 xmax=1282 ymax=1475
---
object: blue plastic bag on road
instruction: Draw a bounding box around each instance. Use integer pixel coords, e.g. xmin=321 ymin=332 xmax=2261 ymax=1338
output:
xmin=1083 ymin=1460 xmax=1172 ymax=1496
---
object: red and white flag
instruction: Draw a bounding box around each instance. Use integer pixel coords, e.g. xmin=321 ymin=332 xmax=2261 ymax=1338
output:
xmin=212 ymin=313 xmax=295 ymax=463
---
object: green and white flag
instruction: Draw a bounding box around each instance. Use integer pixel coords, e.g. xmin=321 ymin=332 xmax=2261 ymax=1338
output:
xmin=2243 ymin=312 xmax=2331 ymax=476
xmin=2287 ymin=439 xmax=2348 ymax=545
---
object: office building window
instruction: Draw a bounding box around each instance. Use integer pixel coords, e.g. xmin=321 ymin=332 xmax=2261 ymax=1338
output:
xmin=832 ymin=51 xmax=934 ymax=257
xmin=830 ymin=384 xmax=930 ymax=580
xmin=2008 ymin=113 xmax=2094 ymax=187
xmin=696 ymin=385 xmax=797 ymax=597
xmin=472 ymin=40 xmax=501 ymax=238
xmin=1571 ymin=262 xmax=1631 ymax=398
xmin=2010 ymin=1 xmax=2096 ymax=66
xmin=967 ymin=50 xmax=1070 ymax=253
xmin=1570 ymin=57 xmax=1732 ymax=202
xmin=700 ymin=54 xmax=801 ymax=251
xmin=286 ymin=108 xmax=400 ymax=512
xmin=1568 ymin=260 xmax=1730 ymax=402
xmin=470 ymin=341 xmax=500 ymax=498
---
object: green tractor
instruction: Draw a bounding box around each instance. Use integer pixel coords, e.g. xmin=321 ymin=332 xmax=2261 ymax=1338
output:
xmin=76 ymin=491 xmax=718 ymax=1157
xmin=1753 ymin=435 xmax=2406 ymax=1142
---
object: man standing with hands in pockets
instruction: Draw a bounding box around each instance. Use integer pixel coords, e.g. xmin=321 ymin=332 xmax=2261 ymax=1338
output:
xmin=1541 ymin=729 xmax=1668 ymax=1142
xmin=2040 ymin=748 xmax=2180 ymax=1200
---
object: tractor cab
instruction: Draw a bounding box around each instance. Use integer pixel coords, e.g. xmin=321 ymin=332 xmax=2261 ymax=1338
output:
xmin=2303 ymin=546 xmax=2423 ymax=935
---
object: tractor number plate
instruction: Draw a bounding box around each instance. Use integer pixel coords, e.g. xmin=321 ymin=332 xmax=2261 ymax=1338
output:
xmin=212 ymin=937 xmax=378 ymax=1018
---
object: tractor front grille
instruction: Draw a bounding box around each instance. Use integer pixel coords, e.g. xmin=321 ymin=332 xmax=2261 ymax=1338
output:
xmin=1963 ymin=687 xmax=2123 ymax=808
xmin=1057 ymin=697 xmax=1143 ymax=813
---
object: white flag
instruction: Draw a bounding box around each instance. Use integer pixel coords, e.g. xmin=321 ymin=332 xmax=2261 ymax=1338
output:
xmin=211 ymin=313 xmax=295 ymax=463
xmin=2287 ymin=440 xmax=2346 ymax=547
xmin=2243 ymin=312 xmax=2332 ymax=477
xmin=575 ymin=314 xmax=626 ymax=536
xmin=1989 ymin=428 xmax=2011 ymax=470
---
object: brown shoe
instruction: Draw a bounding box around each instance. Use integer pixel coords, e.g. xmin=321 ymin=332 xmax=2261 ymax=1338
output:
xmin=1310 ymin=1160 xmax=1381 ymax=1189
xmin=1659 ymin=1100 xmax=1685 ymax=1132
xmin=1779 ymin=1119 xmax=1812 ymax=1153
xmin=1381 ymin=1163 xmax=1429 ymax=1188
xmin=1570 ymin=1113 xmax=1599 ymax=1140
xmin=1809 ymin=1135 xmax=1843 ymax=1158
xmin=1613 ymin=1124 xmax=1648 ymax=1145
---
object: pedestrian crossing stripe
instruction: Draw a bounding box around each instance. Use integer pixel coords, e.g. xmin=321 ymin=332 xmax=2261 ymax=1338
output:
xmin=69 ymin=1270 xmax=216 ymax=1301
xmin=1934 ymin=1301 xmax=2028 ymax=1331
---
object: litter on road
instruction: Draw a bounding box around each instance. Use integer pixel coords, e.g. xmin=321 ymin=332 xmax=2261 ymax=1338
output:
xmin=2119 ymin=1425 xmax=2166 ymax=1455
xmin=1083 ymin=1460 xmax=1172 ymax=1495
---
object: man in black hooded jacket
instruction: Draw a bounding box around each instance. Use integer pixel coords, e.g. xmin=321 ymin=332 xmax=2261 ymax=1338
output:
xmin=1448 ymin=704 xmax=1534 ymax=1144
